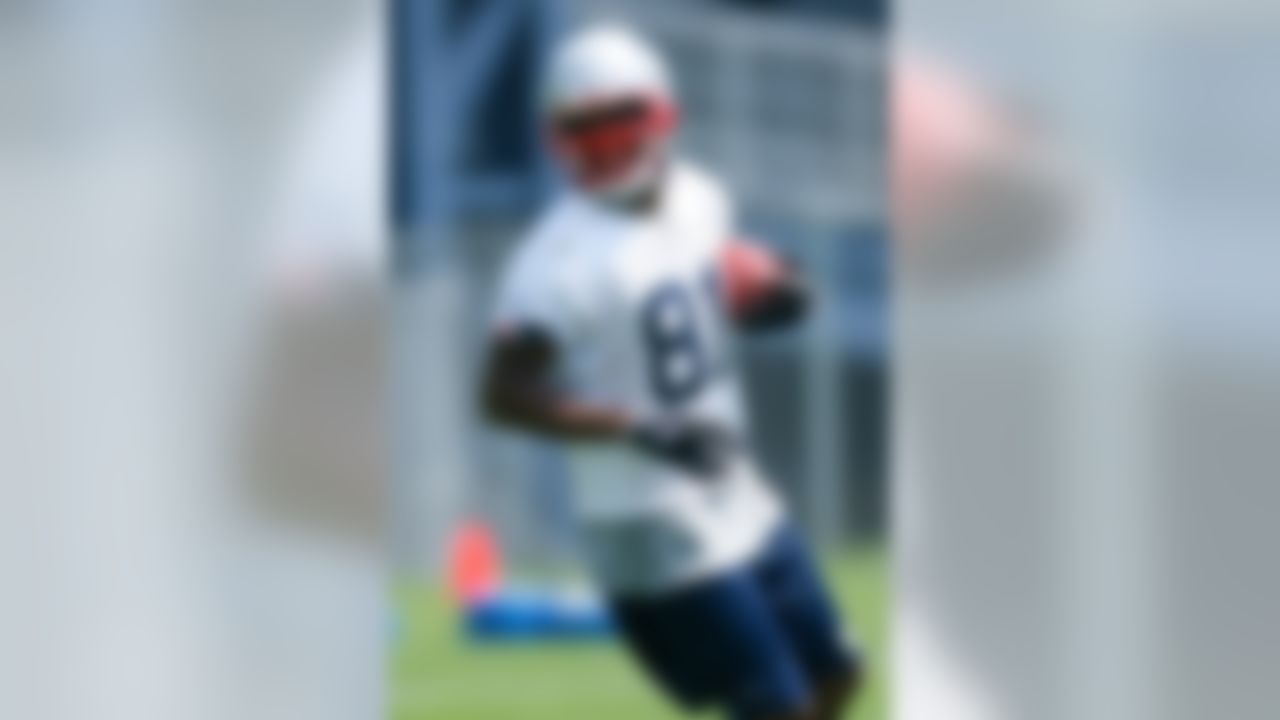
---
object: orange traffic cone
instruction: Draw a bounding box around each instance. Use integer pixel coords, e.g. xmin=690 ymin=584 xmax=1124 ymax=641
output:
xmin=446 ymin=519 xmax=503 ymax=606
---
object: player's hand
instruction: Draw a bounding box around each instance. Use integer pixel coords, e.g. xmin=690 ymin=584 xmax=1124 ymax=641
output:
xmin=720 ymin=240 xmax=810 ymax=330
xmin=628 ymin=416 xmax=735 ymax=479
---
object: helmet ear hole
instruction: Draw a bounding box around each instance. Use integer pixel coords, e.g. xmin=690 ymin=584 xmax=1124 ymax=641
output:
xmin=651 ymin=100 xmax=679 ymax=134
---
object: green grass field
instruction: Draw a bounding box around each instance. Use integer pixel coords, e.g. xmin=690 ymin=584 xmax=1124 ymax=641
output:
xmin=393 ymin=546 xmax=887 ymax=720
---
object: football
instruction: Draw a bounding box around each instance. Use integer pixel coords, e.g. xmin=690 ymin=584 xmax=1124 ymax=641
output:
xmin=720 ymin=239 xmax=787 ymax=318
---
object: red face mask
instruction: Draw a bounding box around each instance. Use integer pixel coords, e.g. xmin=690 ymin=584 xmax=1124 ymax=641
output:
xmin=550 ymin=97 xmax=678 ymax=190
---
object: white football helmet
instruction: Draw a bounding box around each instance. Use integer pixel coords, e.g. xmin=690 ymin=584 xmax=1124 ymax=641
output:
xmin=542 ymin=25 xmax=678 ymax=204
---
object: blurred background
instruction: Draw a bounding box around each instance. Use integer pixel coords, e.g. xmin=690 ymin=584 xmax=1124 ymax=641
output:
xmin=389 ymin=1 xmax=886 ymax=718
xmin=0 ymin=1 xmax=387 ymax=719
xmin=8 ymin=1 xmax=1280 ymax=719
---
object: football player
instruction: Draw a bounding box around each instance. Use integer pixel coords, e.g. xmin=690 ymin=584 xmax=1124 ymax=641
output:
xmin=480 ymin=25 xmax=862 ymax=720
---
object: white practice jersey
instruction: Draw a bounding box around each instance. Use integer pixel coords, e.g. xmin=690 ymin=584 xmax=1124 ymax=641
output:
xmin=492 ymin=162 xmax=783 ymax=596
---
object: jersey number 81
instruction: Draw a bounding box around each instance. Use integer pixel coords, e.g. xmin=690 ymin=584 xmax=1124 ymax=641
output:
xmin=640 ymin=272 xmax=722 ymax=405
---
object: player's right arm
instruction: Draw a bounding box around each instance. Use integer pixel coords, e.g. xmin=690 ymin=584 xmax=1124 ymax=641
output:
xmin=479 ymin=325 xmax=731 ymax=477
xmin=480 ymin=323 xmax=630 ymax=441
xmin=481 ymin=226 xmax=631 ymax=441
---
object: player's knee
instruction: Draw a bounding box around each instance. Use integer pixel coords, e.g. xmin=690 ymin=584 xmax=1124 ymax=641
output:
xmin=740 ymin=694 xmax=816 ymax=720
xmin=814 ymin=664 xmax=863 ymax=718
xmin=832 ymin=663 xmax=862 ymax=699
xmin=758 ymin=704 xmax=815 ymax=720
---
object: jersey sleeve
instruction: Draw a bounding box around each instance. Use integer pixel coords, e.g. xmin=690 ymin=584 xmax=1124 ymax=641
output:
xmin=681 ymin=162 xmax=736 ymax=253
xmin=709 ymin=175 xmax=736 ymax=247
xmin=490 ymin=236 xmax=579 ymax=346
